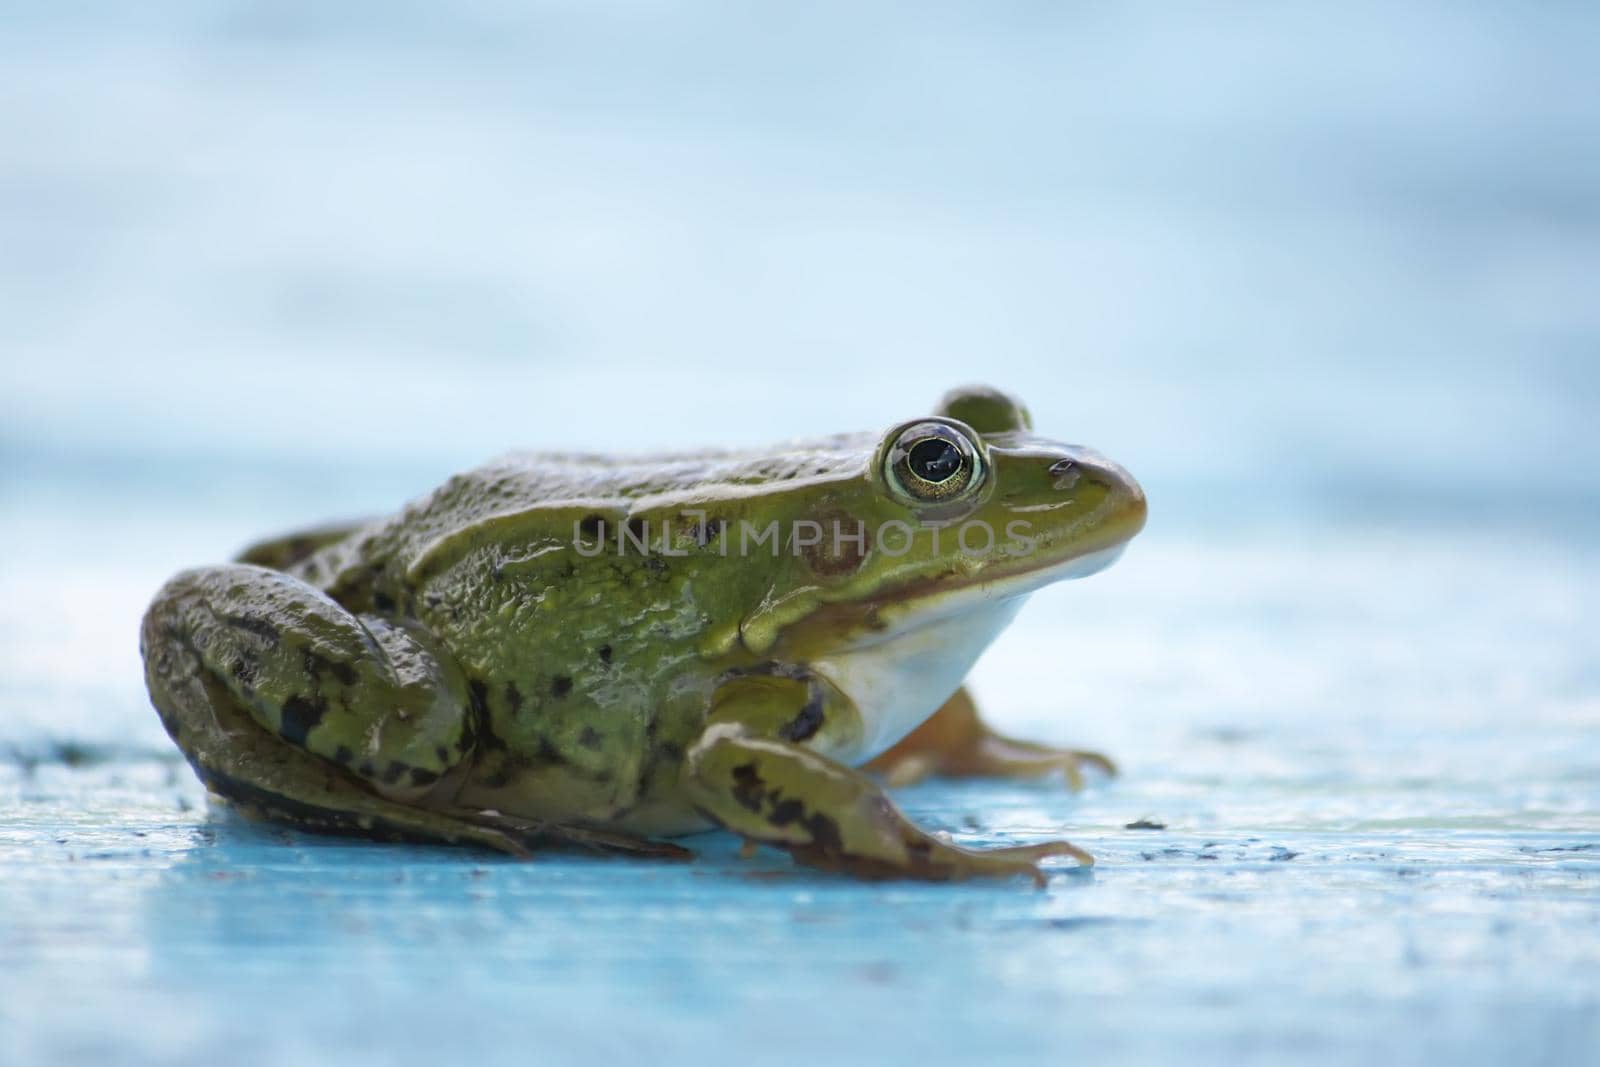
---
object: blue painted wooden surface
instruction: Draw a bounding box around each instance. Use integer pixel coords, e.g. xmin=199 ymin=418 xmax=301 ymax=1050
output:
xmin=4 ymin=527 xmax=1597 ymax=1066
xmin=3 ymin=4 xmax=1599 ymax=1065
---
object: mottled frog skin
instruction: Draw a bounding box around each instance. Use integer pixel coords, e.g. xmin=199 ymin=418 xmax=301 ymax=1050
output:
xmin=141 ymin=386 xmax=1145 ymax=883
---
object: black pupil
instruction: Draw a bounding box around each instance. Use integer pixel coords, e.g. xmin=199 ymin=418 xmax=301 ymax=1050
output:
xmin=907 ymin=437 xmax=962 ymax=483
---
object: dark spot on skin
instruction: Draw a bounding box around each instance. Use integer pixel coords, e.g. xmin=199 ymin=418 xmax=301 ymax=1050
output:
xmin=534 ymin=738 xmax=566 ymax=766
xmin=657 ymin=740 xmax=685 ymax=761
xmin=303 ymin=649 xmax=359 ymax=688
xmin=381 ymin=761 xmax=408 ymax=785
xmin=579 ymin=514 xmax=608 ymax=544
xmin=279 ymin=694 xmax=326 ymax=747
xmin=714 ymin=750 xmax=849 ymax=861
xmin=578 ymin=727 xmax=603 ymax=751
xmin=505 ymin=682 xmax=524 ymax=715
xmin=644 ymin=556 xmax=668 ymax=577
xmin=550 ymin=675 xmax=573 ymax=698
xmin=482 ymin=752 xmax=545 ymax=791
xmin=435 ymin=745 xmax=450 ymax=764
xmin=769 ymin=798 xmax=805 ymax=827
xmin=633 ymin=719 xmax=667 ymax=792
xmin=731 ymin=763 xmax=766 ymax=814
xmin=597 ymin=644 xmax=613 ymax=666
xmin=693 ymin=517 xmax=726 ymax=547
xmin=409 ymin=767 xmax=439 ymax=787
xmin=229 ymin=656 xmax=260 ymax=687
xmin=373 ymin=591 xmax=396 ymax=612
xmin=719 ymin=663 xmax=825 ymax=743
xmin=802 ymin=813 xmax=843 ymax=853
xmin=468 ymin=680 xmax=507 ymax=751
xmin=332 ymin=745 xmax=353 ymax=765
xmin=357 ymin=759 xmax=376 ymax=779
xmin=777 ymin=688 xmax=825 ymax=743
xmin=476 ymin=723 xmax=508 ymax=755
xmin=224 ymin=614 xmax=281 ymax=646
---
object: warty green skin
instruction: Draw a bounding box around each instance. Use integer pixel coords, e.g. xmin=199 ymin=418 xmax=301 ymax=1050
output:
xmin=292 ymin=441 xmax=903 ymax=832
xmin=141 ymin=385 xmax=1147 ymax=873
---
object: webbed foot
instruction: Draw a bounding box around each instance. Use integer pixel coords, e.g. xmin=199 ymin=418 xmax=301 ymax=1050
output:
xmin=866 ymin=686 xmax=1116 ymax=791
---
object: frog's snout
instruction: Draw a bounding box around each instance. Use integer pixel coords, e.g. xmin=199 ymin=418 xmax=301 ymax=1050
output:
xmin=1051 ymin=448 xmax=1148 ymax=540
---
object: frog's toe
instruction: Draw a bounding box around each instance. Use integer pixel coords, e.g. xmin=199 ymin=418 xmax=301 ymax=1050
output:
xmin=1065 ymin=748 xmax=1118 ymax=782
xmin=912 ymin=836 xmax=1093 ymax=887
xmin=788 ymin=831 xmax=1092 ymax=887
xmin=1000 ymin=745 xmax=1119 ymax=791
xmin=974 ymin=839 xmax=1095 ymax=887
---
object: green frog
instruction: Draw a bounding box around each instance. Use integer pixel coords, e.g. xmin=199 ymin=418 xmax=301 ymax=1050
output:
xmin=140 ymin=385 xmax=1145 ymax=883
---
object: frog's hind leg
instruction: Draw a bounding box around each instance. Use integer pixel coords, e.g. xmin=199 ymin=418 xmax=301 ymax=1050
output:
xmin=143 ymin=564 xmax=517 ymax=855
xmin=143 ymin=623 xmax=530 ymax=855
xmin=864 ymin=686 xmax=1117 ymax=791
xmin=142 ymin=564 xmax=692 ymax=860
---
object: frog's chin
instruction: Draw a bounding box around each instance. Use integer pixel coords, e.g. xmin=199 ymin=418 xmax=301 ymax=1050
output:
xmin=809 ymin=542 xmax=1126 ymax=765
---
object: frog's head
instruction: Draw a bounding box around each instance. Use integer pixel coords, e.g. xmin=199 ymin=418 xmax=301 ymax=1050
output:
xmin=745 ymin=384 xmax=1146 ymax=662
xmin=720 ymin=384 xmax=1144 ymax=761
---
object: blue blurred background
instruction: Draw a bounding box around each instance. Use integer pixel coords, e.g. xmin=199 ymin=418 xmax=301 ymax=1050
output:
xmin=2 ymin=5 xmax=1597 ymax=1066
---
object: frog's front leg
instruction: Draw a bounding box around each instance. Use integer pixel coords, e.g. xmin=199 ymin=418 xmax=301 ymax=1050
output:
xmin=865 ymin=685 xmax=1117 ymax=791
xmin=682 ymin=673 xmax=1092 ymax=884
xmin=141 ymin=563 xmax=532 ymax=854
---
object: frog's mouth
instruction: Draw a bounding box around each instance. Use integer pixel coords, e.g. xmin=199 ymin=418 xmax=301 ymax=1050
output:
xmin=775 ymin=533 xmax=1130 ymax=666
xmin=853 ymin=540 xmax=1129 ymax=648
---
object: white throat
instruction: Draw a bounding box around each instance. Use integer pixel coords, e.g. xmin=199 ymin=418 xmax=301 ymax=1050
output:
xmin=809 ymin=595 xmax=1027 ymax=765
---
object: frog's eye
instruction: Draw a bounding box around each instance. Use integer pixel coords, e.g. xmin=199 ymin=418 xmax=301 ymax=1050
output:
xmin=883 ymin=421 xmax=985 ymax=505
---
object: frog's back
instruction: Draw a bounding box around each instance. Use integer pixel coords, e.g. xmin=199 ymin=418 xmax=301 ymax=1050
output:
xmin=372 ymin=436 xmax=877 ymax=572
xmin=426 ymin=436 xmax=877 ymax=510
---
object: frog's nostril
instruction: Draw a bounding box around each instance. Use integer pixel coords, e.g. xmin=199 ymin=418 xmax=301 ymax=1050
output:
xmin=1048 ymin=459 xmax=1080 ymax=491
